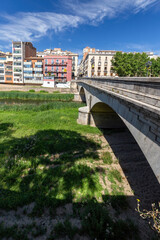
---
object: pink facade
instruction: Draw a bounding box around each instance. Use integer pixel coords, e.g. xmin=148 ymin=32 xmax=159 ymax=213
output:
xmin=43 ymin=55 xmax=72 ymax=83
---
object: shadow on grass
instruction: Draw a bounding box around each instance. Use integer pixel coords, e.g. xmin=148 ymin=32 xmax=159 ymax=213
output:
xmin=0 ymin=123 xmax=14 ymax=138
xmin=102 ymin=128 xmax=160 ymax=209
xmin=0 ymin=128 xmax=157 ymax=239
xmin=0 ymin=129 xmax=101 ymax=209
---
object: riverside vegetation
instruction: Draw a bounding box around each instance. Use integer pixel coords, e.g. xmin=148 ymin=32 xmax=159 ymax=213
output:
xmin=0 ymin=91 xmax=156 ymax=240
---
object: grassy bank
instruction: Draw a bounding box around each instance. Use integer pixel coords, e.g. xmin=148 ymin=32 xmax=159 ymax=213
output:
xmin=0 ymin=91 xmax=74 ymax=101
xmin=0 ymin=97 xmax=142 ymax=239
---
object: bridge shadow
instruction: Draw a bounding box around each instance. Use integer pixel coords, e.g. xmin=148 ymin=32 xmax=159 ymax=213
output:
xmin=101 ymin=127 xmax=160 ymax=209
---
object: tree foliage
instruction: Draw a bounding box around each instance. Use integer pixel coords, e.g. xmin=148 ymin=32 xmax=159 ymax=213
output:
xmin=111 ymin=52 xmax=160 ymax=77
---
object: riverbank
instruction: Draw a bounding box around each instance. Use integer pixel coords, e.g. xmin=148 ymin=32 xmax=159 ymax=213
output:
xmin=0 ymin=83 xmax=73 ymax=93
xmin=0 ymin=96 xmax=158 ymax=240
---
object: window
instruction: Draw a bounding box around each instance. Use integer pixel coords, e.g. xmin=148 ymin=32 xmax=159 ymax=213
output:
xmin=62 ymin=59 xmax=64 ymax=64
xmin=0 ymin=70 xmax=4 ymax=73
xmin=0 ymin=77 xmax=4 ymax=80
xmin=56 ymin=59 xmax=59 ymax=63
xmin=56 ymin=67 xmax=59 ymax=71
xmin=45 ymin=59 xmax=48 ymax=64
xmin=51 ymin=59 xmax=54 ymax=64
xmin=6 ymin=77 xmax=12 ymax=81
xmin=0 ymin=63 xmax=4 ymax=67
xmin=14 ymin=62 xmax=21 ymax=66
xmin=52 ymin=66 xmax=54 ymax=71
xmin=45 ymin=67 xmax=47 ymax=72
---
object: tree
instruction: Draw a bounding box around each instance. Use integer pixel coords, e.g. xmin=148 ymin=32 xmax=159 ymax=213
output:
xmin=112 ymin=52 xmax=150 ymax=77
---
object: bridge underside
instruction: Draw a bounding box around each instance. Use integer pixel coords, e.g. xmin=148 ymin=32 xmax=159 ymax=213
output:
xmin=76 ymin=83 xmax=160 ymax=183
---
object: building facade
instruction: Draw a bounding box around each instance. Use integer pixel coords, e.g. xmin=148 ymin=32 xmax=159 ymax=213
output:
xmin=12 ymin=41 xmax=36 ymax=84
xmin=43 ymin=55 xmax=72 ymax=85
xmin=0 ymin=55 xmax=6 ymax=83
xmin=23 ymin=57 xmax=44 ymax=84
xmin=37 ymin=48 xmax=78 ymax=79
xmin=79 ymin=47 xmax=120 ymax=77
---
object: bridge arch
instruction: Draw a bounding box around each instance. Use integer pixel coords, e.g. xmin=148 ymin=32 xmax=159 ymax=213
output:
xmin=78 ymin=86 xmax=86 ymax=103
xmin=77 ymin=82 xmax=160 ymax=182
xmin=89 ymin=102 xmax=125 ymax=128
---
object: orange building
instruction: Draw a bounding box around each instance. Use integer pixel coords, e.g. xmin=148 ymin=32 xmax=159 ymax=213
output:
xmin=5 ymin=61 xmax=13 ymax=83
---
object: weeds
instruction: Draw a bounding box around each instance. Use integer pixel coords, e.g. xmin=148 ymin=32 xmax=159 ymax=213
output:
xmin=102 ymin=152 xmax=113 ymax=164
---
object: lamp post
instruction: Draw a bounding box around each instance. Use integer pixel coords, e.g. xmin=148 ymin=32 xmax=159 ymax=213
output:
xmin=146 ymin=61 xmax=152 ymax=77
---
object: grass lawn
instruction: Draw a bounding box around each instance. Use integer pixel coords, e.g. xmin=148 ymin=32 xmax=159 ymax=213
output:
xmin=0 ymin=94 xmax=140 ymax=240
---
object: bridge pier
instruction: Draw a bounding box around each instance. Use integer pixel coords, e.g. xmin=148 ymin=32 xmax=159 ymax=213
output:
xmin=77 ymin=105 xmax=125 ymax=128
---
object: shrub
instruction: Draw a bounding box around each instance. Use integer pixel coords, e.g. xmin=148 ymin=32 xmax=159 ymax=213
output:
xmin=39 ymin=90 xmax=48 ymax=93
xmin=29 ymin=89 xmax=35 ymax=93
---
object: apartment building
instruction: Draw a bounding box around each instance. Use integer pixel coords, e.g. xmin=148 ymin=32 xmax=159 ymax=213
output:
xmin=12 ymin=41 xmax=36 ymax=84
xmin=0 ymin=55 xmax=6 ymax=83
xmin=23 ymin=57 xmax=43 ymax=84
xmin=0 ymin=53 xmax=13 ymax=83
xmin=5 ymin=61 xmax=13 ymax=83
xmin=79 ymin=47 xmax=121 ymax=77
xmin=43 ymin=55 xmax=72 ymax=86
xmin=37 ymin=48 xmax=78 ymax=79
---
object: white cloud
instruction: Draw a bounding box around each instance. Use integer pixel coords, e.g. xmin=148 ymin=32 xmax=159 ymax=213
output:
xmin=64 ymin=0 xmax=159 ymax=23
xmin=0 ymin=12 xmax=83 ymax=42
xmin=0 ymin=0 xmax=158 ymax=46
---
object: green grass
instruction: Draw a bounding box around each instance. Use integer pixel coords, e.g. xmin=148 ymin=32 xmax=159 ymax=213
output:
xmin=0 ymin=101 xmax=84 ymax=112
xmin=0 ymin=91 xmax=73 ymax=101
xmin=102 ymin=152 xmax=113 ymax=164
xmin=0 ymin=96 xmax=140 ymax=239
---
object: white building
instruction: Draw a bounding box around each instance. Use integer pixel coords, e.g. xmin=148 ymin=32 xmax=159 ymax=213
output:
xmin=12 ymin=41 xmax=36 ymax=84
xmin=0 ymin=55 xmax=6 ymax=83
xmin=23 ymin=57 xmax=43 ymax=85
xmin=79 ymin=47 xmax=120 ymax=77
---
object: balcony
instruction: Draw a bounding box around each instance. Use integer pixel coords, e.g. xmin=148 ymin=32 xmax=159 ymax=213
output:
xmin=34 ymin=68 xmax=43 ymax=71
xmin=24 ymin=73 xmax=33 ymax=77
xmin=24 ymin=62 xmax=32 ymax=65
xmin=14 ymin=69 xmax=22 ymax=73
xmin=34 ymin=74 xmax=43 ymax=77
xmin=5 ymin=72 xmax=12 ymax=76
xmin=13 ymin=51 xmax=21 ymax=54
xmin=45 ymin=62 xmax=67 ymax=66
xmin=14 ymin=58 xmax=21 ymax=62
xmin=24 ymin=68 xmax=33 ymax=71
xmin=13 ymin=45 xmax=21 ymax=49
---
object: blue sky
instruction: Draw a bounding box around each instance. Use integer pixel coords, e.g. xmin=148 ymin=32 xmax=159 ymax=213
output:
xmin=0 ymin=0 xmax=160 ymax=57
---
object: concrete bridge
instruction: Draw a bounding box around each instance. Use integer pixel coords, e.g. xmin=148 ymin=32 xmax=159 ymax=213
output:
xmin=75 ymin=77 xmax=160 ymax=183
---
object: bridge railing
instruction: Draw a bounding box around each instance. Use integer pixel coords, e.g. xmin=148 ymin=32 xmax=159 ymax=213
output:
xmin=77 ymin=77 xmax=160 ymax=112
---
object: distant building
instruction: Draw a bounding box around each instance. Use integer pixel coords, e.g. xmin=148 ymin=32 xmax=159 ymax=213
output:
xmin=43 ymin=55 xmax=72 ymax=87
xmin=23 ymin=57 xmax=44 ymax=84
xmin=12 ymin=41 xmax=36 ymax=84
xmin=0 ymin=53 xmax=13 ymax=83
xmin=0 ymin=55 xmax=6 ymax=83
xmin=4 ymin=61 xmax=13 ymax=84
xmin=79 ymin=47 xmax=121 ymax=77
xmin=37 ymin=48 xmax=78 ymax=79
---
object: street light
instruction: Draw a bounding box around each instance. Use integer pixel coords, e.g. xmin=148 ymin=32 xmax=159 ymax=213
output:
xmin=145 ymin=61 xmax=152 ymax=77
